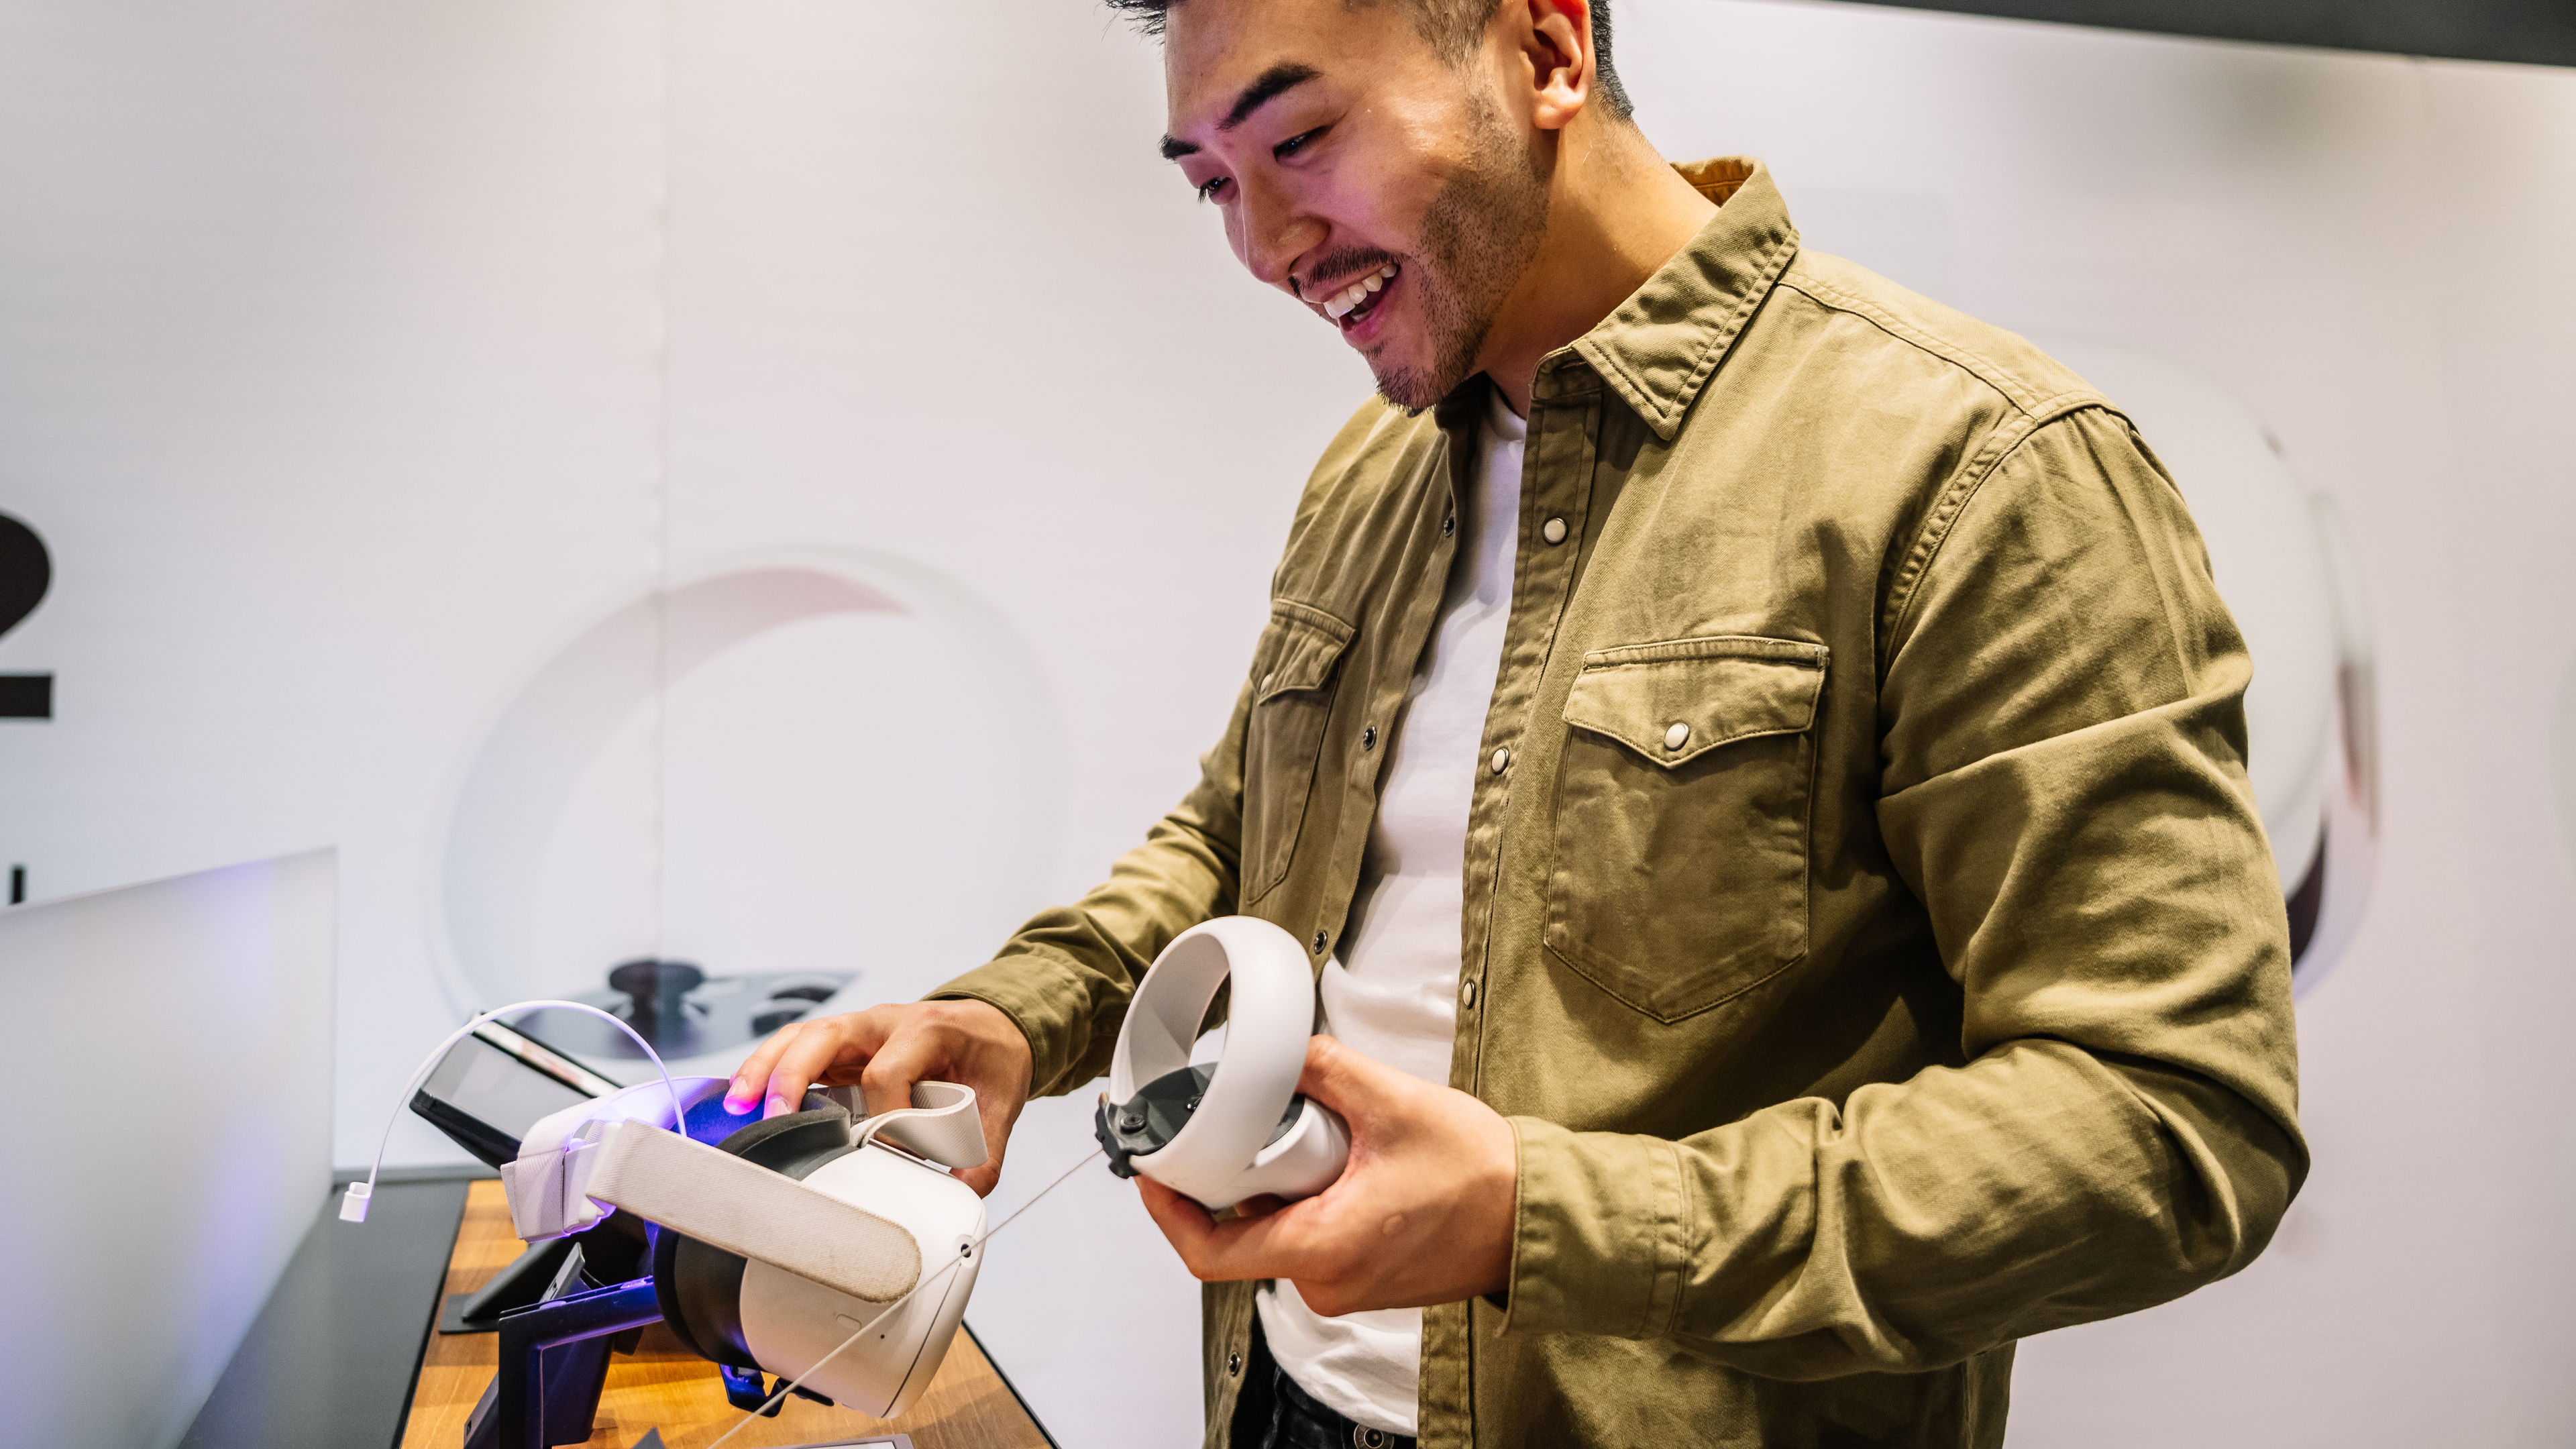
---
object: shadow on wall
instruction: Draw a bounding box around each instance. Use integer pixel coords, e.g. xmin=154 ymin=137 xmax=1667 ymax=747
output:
xmin=2033 ymin=338 xmax=2378 ymax=994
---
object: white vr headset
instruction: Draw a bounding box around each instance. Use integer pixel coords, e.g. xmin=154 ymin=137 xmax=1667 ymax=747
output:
xmin=500 ymin=1073 xmax=989 ymax=1420
xmin=345 ymin=1000 xmax=989 ymax=1426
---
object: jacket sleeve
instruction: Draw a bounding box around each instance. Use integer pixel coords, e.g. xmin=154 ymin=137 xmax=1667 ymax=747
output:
xmin=1499 ymin=405 xmax=2309 ymax=1377
xmin=925 ymin=672 xmax=1252 ymax=1098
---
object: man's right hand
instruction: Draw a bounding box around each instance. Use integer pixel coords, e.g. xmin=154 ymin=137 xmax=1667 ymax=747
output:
xmin=722 ymin=998 xmax=1034 ymax=1197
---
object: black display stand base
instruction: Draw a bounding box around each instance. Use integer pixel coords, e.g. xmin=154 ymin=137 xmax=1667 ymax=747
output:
xmin=441 ymin=1236 xmax=579 ymax=1334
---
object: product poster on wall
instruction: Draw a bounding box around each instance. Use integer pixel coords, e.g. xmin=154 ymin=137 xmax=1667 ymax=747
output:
xmin=3 ymin=2 xmax=2572 ymax=1447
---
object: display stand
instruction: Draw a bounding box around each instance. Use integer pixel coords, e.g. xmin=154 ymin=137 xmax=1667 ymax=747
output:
xmin=441 ymin=1238 xmax=580 ymax=1334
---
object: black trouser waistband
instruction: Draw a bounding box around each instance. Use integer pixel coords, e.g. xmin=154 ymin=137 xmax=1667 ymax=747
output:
xmin=1231 ymin=1312 xmax=1419 ymax=1449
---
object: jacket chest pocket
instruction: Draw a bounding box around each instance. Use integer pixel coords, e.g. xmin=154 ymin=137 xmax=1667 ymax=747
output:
xmin=1545 ymin=635 xmax=1827 ymax=1022
xmin=1239 ymin=599 xmax=1356 ymax=906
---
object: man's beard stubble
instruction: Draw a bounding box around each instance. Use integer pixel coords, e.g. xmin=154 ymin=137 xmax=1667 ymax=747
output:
xmin=1371 ymin=101 xmax=1552 ymax=413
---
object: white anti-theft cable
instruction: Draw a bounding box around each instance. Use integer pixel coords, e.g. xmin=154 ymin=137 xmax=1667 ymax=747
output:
xmin=704 ymin=1143 xmax=1104 ymax=1449
xmin=340 ymin=1000 xmax=687 ymax=1224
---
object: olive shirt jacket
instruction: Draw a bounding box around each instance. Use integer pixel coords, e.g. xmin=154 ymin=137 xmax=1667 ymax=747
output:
xmin=931 ymin=157 xmax=2306 ymax=1449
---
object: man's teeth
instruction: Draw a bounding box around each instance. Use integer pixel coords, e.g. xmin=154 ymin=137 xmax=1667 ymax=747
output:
xmin=1324 ymin=264 xmax=1401 ymax=321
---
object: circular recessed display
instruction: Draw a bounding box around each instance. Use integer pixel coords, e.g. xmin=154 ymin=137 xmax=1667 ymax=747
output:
xmin=435 ymin=553 xmax=1059 ymax=1075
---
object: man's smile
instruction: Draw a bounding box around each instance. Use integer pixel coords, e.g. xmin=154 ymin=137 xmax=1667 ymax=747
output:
xmin=1311 ymin=262 xmax=1401 ymax=333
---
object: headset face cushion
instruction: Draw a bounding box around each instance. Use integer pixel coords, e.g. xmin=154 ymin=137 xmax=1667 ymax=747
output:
xmin=651 ymin=1107 xmax=857 ymax=1366
xmin=710 ymin=1108 xmax=854 ymax=1171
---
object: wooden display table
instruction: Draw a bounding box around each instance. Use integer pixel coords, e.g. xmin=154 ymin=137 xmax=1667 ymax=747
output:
xmin=400 ymin=1180 xmax=1053 ymax=1449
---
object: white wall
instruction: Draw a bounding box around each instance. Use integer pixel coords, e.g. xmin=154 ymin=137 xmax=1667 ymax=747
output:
xmin=1 ymin=1 xmax=2570 ymax=1444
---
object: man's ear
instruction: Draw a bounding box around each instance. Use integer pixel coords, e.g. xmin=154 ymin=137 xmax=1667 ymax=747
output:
xmin=1519 ymin=0 xmax=1594 ymax=133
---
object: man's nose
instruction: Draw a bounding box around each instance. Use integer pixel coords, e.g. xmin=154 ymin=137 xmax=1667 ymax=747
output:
xmin=1234 ymin=177 xmax=1324 ymax=295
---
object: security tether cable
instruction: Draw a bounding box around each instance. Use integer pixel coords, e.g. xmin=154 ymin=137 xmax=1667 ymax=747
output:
xmin=702 ymin=1144 xmax=1105 ymax=1449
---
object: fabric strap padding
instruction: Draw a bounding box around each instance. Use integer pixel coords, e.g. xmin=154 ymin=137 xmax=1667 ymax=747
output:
xmin=587 ymin=1120 xmax=921 ymax=1303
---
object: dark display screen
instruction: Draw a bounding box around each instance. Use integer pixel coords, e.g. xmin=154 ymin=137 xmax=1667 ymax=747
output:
xmin=412 ymin=1022 xmax=617 ymax=1167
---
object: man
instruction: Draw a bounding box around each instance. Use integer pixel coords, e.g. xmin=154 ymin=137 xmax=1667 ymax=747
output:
xmin=728 ymin=1 xmax=2306 ymax=1445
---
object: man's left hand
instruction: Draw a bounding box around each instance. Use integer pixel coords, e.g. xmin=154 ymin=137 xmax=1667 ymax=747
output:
xmin=1134 ymin=1034 xmax=1519 ymax=1316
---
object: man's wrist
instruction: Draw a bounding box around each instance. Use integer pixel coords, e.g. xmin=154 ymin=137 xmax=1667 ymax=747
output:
xmin=926 ymin=949 xmax=1097 ymax=1098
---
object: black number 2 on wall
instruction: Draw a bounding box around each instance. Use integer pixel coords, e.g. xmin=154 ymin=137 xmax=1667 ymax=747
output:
xmin=0 ymin=513 xmax=52 ymax=720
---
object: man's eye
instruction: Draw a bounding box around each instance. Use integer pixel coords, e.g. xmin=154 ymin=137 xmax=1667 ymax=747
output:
xmin=1196 ymin=176 xmax=1229 ymax=203
xmin=1275 ymin=127 xmax=1326 ymax=161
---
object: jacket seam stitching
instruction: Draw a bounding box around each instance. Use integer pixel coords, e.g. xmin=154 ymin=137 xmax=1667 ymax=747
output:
xmin=1576 ymin=231 xmax=1799 ymax=437
xmin=1657 ymin=233 xmax=1801 ymax=431
xmin=1880 ymin=407 xmax=2118 ymax=657
xmin=1267 ymin=596 xmax=1357 ymax=643
xmin=1578 ymin=643 xmax=1829 ymax=669
xmin=1663 ymin=1136 xmax=1690 ymax=1338
xmin=1878 ymin=433 xmax=2017 ymax=658
xmin=1562 ymin=713 xmax=1814 ymax=761
xmin=1460 ymin=391 xmax=1603 ymax=1106
xmin=1541 ymin=935 xmax=1808 ymax=1024
xmin=1778 ymin=268 xmax=2102 ymax=421
xmin=1252 ymin=630 xmax=1355 ymax=703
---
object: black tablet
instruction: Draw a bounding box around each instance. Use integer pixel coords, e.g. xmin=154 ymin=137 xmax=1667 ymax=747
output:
xmin=411 ymin=1019 xmax=623 ymax=1167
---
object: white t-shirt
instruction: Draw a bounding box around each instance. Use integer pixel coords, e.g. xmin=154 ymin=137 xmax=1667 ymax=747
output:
xmin=1254 ymin=386 xmax=1526 ymax=1436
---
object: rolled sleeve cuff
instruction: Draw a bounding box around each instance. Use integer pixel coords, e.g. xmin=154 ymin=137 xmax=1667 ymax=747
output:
xmin=1501 ymin=1116 xmax=1690 ymax=1340
xmin=926 ymin=949 xmax=1106 ymax=1099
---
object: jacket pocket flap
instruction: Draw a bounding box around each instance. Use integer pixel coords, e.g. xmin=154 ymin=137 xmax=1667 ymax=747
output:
xmin=1562 ymin=635 xmax=1827 ymax=767
xmin=1252 ymin=598 xmax=1358 ymax=703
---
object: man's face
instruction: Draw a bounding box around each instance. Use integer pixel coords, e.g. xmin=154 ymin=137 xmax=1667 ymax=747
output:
xmin=1161 ymin=0 xmax=1551 ymax=411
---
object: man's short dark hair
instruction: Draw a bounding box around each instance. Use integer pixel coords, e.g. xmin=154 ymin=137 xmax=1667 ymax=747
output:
xmin=1106 ymin=0 xmax=1635 ymax=122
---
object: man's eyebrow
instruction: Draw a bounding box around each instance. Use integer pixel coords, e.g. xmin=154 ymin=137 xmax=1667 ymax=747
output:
xmin=1158 ymin=62 xmax=1322 ymax=162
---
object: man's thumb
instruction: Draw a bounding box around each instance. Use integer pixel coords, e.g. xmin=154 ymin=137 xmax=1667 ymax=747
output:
xmin=1294 ymin=1032 xmax=1384 ymax=1113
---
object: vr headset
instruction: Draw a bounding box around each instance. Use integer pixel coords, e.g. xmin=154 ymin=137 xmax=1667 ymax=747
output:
xmin=502 ymin=1071 xmax=989 ymax=1421
xmin=347 ymin=1002 xmax=988 ymax=1447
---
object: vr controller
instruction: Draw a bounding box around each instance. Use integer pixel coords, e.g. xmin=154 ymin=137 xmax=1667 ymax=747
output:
xmin=1093 ymin=916 xmax=1352 ymax=1211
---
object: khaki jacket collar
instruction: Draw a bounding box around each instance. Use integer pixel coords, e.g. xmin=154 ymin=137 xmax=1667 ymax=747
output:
xmin=1559 ymin=156 xmax=1801 ymax=441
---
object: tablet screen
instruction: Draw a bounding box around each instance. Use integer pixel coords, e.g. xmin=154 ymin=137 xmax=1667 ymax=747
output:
xmin=413 ymin=1021 xmax=618 ymax=1167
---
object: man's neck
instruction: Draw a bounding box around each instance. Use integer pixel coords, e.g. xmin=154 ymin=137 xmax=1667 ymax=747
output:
xmin=1478 ymin=126 xmax=1717 ymax=416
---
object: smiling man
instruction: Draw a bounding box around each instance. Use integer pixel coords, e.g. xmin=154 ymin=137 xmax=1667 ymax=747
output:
xmin=729 ymin=2 xmax=2307 ymax=1446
